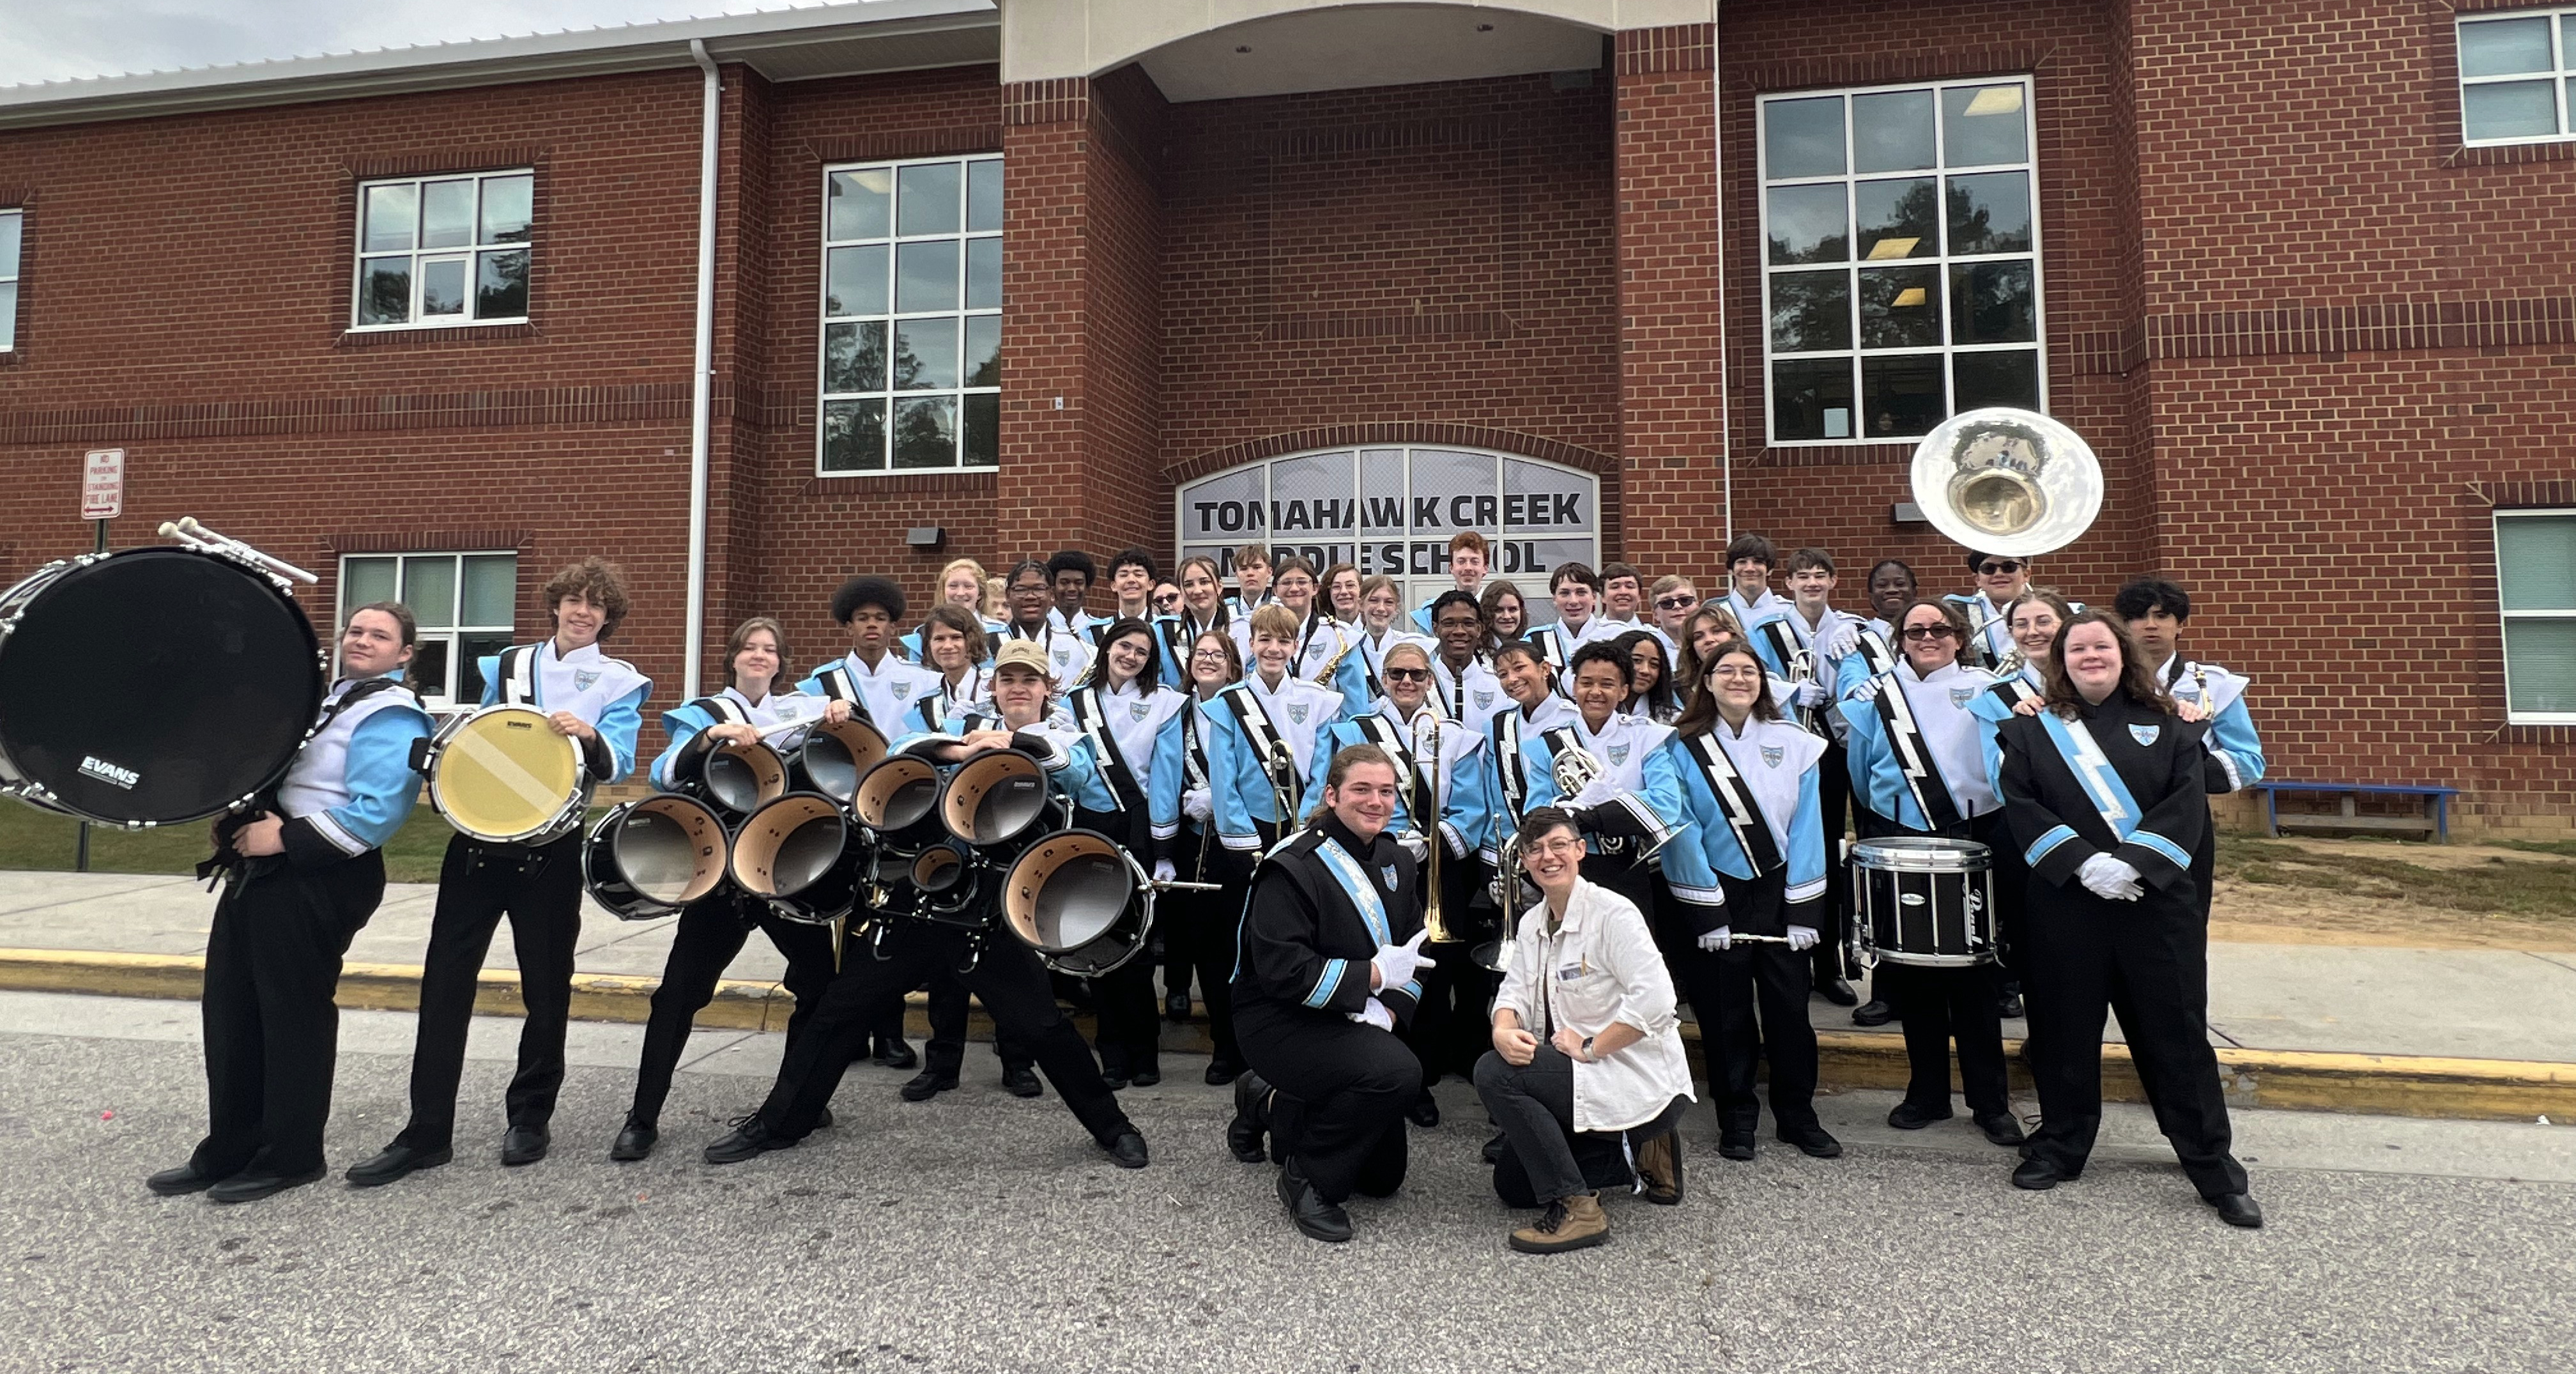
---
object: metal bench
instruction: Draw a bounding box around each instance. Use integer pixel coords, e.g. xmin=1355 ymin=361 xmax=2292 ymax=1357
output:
xmin=2248 ymin=781 xmax=2460 ymax=842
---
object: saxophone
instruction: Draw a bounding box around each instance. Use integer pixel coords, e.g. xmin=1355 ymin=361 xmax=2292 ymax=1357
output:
xmin=1308 ymin=619 xmax=1360 ymax=685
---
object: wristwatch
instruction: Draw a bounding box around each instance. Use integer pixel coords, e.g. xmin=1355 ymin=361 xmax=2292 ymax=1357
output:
xmin=1579 ymin=1035 xmax=1596 ymax=1062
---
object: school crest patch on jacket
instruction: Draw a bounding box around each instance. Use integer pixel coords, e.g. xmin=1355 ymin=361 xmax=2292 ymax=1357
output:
xmin=892 ymin=682 xmax=914 ymax=700
xmin=574 ymin=670 xmax=601 ymax=691
xmin=1289 ymin=703 xmax=1310 ymax=725
xmin=2130 ymin=723 xmax=2161 ymax=746
xmin=1949 ymin=686 xmax=1978 ymax=708
xmin=1607 ymin=743 xmax=1630 ymax=767
xmin=1761 ymin=744 xmax=1784 ymax=768
xmin=1381 ymin=863 xmax=1399 ymax=892
xmin=1475 ymin=690 xmax=1495 ymax=710
xmin=1129 ymin=701 xmax=1151 ymax=722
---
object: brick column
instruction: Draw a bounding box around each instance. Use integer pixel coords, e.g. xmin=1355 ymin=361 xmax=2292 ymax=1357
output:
xmin=1613 ymin=25 xmax=1726 ymax=583
xmin=996 ymin=70 xmax=1167 ymax=564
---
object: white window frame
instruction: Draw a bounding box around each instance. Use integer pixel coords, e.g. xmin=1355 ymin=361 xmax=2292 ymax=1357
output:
xmin=348 ymin=169 xmax=534 ymax=332
xmin=2459 ymin=9 xmax=2576 ymax=146
xmin=0 ymin=206 xmax=20 ymax=353
xmin=337 ymin=552 xmax=519 ymax=710
xmin=2497 ymin=508 xmax=2576 ymax=725
xmin=815 ymin=153 xmax=1004 ymax=476
xmin=1756 ymin=75 xmax=2048 ymax=447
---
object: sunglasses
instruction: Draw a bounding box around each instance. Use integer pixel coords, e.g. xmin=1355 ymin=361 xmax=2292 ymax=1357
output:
xmin=1383 ymin=667 xmax=1430 ymax=682
xmin=1654 ymin=595 xmax=1698 ymax=610
xmin=1903 ymin=624 xmax=1961 ymax=640
xmin=1979 ymin=560 xmax=2025 ymax=575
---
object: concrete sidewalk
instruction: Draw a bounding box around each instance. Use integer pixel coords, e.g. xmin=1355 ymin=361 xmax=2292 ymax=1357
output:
xmin=3 ymin=870 xmax=2573 ymax=1121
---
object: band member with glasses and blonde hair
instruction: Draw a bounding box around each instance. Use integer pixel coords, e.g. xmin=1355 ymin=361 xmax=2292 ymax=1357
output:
xmin=1159 ymin=629 xmax=1252 ymax=1081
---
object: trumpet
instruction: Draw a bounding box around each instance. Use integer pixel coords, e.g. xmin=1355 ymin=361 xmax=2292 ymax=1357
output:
xmin=1473 ymin=833 xmax=1526 ymax=973
xmin=159 ymin=517 xmax=319 ymax=585
xmin=1264 ymin=735 xmax=1300 ymax=840
xmin=1989 ymin=642 xmax=2027 ymax=683
xmin=1785 ymin=647 xmax=1826 ymax=737
xmin=1411 ymin=713 xmax=1459 ymax=945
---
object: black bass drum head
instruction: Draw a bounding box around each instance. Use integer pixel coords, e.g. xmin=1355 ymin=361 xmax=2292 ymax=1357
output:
xmin=0 ymin=548 xmax=322 ymax=824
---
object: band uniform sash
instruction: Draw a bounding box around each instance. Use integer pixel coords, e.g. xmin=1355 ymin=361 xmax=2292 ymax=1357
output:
xmin=2034 ymin=709 xmax=2145 ymax=840
xmin=1352 ymin=713 xmax=1433 ymax=829
xmin=1871 ymin=673 xmax=1966 ymax=831
xmin=1312 ymin=835 xmax=1395 ymax=947
xmin=1683 ymin=729 xmax=1786 ymax=876
xmin=1220 ymin=684 xmax=1296 ymax=823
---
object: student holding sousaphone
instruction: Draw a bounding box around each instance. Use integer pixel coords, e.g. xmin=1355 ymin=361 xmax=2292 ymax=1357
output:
xmin=351 ymin=557 xmax=649 ymax=1187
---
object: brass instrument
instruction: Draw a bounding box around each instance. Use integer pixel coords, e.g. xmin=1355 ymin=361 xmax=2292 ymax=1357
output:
xmin=1908 ymin=407 xmax=2104 ymax=560
xmin=1473 ymin=833 xmax=1526 ymax=973
xmin=1308 ymin=620 xmax=1360 ymax=684
xmin=1264 ymin=734 xmax=1300 ymax=838
xmin=1551 ymin=739 xmax=1678 ymax=865
xmin=1785 ymin=646 xmax=1826 ymax=736
xmin=1409 ymin=713 xmax=1459 ymax=945
xmin=1989 ymin=642 xmax=2027 ymax=684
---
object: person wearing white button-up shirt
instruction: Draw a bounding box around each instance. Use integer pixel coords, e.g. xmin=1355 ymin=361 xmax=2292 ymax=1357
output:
xmin=1476 ymin=807 xmax=1693 ymax=1254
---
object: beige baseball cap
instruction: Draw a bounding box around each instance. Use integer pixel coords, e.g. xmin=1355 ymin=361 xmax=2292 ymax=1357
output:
xmin=991 ymin=640 xmax=1054 ymax=678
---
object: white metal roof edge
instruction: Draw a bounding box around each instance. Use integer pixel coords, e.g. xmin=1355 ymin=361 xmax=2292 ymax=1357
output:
xmin=0 ymin=0 xmax=1000 ymax=132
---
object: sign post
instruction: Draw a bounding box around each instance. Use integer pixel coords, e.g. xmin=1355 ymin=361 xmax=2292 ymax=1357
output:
xmin=73 ymin=449 xmax=123 ymax=873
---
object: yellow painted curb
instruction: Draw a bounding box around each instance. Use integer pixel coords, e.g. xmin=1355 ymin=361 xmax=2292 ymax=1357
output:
xmin=3 ymin=946 xmax=2569 ymax=1123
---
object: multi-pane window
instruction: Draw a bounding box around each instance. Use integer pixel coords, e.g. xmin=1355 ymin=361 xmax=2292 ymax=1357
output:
xmin=339 ymin=552 xmax=518 ymax=707
xmin=1759 ymin=77 xmax=2043 ymax=445
xmin=2497 ymin=511 xmax=2576 ymax=723
xmin=2459 ymin=10 xmax=2576 ymax=143
xmin=818 ymin=155 xmax=1002 ymax=474
xmin=1 ymin=208 xmax=20 ymax=351
xmin=351 ymin=171 xmax=533 ymax=328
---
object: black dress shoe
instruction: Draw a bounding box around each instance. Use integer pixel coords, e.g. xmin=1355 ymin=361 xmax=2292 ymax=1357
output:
xmin=1002 ymin=1065 xmax=1044 ymax=1098
xmin=2206 ymin=1193 xmax=2264 ymax=1229
xmin=1717 ymin=1135 xmax=1757 ymax=1162
xmin=1100 ymin=1065 xmax=1131 ymax=1092
xmin=1407 ymin=1093 xmax=1440 ymax=1129
xmin=901 ymin=1069 xmax=959 ymax=1102
xmin=1102 ymin=1131 xmax=1150 ymax=1169
xmin=1228 ymin=1072 xmax=1271 ymax=1164
xmin=146 ymin=1164 xmax=220 ymax=1196
xmin=346 ymin=1144 xmax=450 ymax=1189
xmin=1816 ymin=976 xmax=1859 ymax=1007
xmin=816 ymin=1107 xmax=836 ymax=1129
xmin=1998 ymin=989 xmax=2027 ymax=1021
xmin=1204 ymin=1058 xmax=1241 ymax=1087
xmin=1975 ymin=1113 xmax=2028 ymax=1147
xmin=1277 ymin=1161 xmax=1352 ymax=1244
xmin=2012 ymin=1156 xmax=2068 ymax=1191
xmin=501 ymin=1126 xmax=549 ymax=1167
xmin=704 ymin=1116 xmax=793 ymax=1165
xmin=1130 ymin=1063 xmax=1161 ymax=1088
xmin=1851 ymin=998 xmax=1895 ymax=1027
xmin=208 ymin=1166 xmax=326 ymax=1204
xmin=875 ymin=1038 xmax=918 ymax=1070
xmin=1165 ymin=989 xmax=1193 ymax=1022
xmin=1887 ymin=1100 xmax=1952 ymax=1131
xmin=610 ymin=1116 xmax=657 ymax=1162
xmin=1779 ymin=1124 xmax=1844 ymax=1159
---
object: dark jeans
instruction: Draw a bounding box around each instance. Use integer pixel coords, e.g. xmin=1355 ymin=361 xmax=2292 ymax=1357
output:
xmin=1473 ymin=1050 xmax=1692 ymax=1208
xmin=1236 ymin=1000 xmax=1418 ymax=1205
xmin=190 ymin=851 xmax=385 ymax=1178
xmin=628 ymin=895 xmax=838 ymax=1125
xmin=397 ymin=833 xmax=583 ymax=1150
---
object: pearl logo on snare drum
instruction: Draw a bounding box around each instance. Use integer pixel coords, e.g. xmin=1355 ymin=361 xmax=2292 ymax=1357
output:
xmin=78 ymin=756 xmax=140 ymax=789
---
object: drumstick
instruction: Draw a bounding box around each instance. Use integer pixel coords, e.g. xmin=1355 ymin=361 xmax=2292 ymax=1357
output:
xmin=159 ymin=518 xmax=319 ymax=584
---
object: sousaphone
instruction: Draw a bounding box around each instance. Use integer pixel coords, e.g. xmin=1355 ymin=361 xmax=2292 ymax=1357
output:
xmin=1908 ymin=407 xmax=2103 ymax=559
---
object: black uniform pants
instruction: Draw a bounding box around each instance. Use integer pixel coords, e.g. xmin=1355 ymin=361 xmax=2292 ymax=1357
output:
xmin=2021 ymin=897 xmax=2246 ymax=1199
xmin=923 ymin=968 xmax=1035 ymax=1077
xmin=397 ymin=832 xmax=583 ymax=1150
xmin=1814 ymin=737 xmax=1855 ymax=983
xmin=627 ymin=895 xmax=839 ymax=1125
xmin=1890 ymin=964 xmax=2009 ymax=1116
xmin=1236 ymin=1000 xmax=1417 ymax=1205
xmin=190 ymin=851 xmax=386 ymax=1178
xmin=756 ymin=923 xmax=1131 ymax=1145
xmin=1652 ymin=870 xmax=1820 ymax=1137
xmin=1401 ymin=852 xmax=1493 ymax=1088
xmin=1181 ymin=844 xmax=1254 ymax=1069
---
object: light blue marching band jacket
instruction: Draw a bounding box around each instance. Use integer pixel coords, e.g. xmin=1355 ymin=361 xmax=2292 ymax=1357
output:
xmin=1745 ymin=603 xmax=1869 ymax=743
xmin=1516 ymin=711 xmax=1686 ymax=863
xmin=480 ymin=640 xmax=650 ymax=783
xmin=275 ymin=672 xmax=434 ymax=865
xmin=903 ymin=665 xmax=992 ymax=735
xmin=1229 ymin=608 xmax=1372 ymax=717
xmin=1151 ymin=610 xmax=1224 ymax=686
xmin=650 ymin=684 xmax=823 ymax=791
xmin=1659 ymin=716 xmax=1830 ymax=930
xmin=1722 ymin=587 xmax=1787 ymax=632
xmin=1199 ymin=670 xmax=1349 ymax=851
xmin=1052 ymin=677 xmax=1190 ymax=836
xmin=1478 ymin=694 xmax=1573 ymax=861
xmin=1300 ymin=700 xmax=1491 ymax=862
xmin=2158 ymin=654 xmax=2265 ymax=794
xmin=1966 ymin=660 xmax=2050 ymax=798
xmin=1521 ymin=612 xmax=1620 ymax=699
xmin=795 ymin=649 xmax=942 ymax=735
xmin=891 ymin=709 xmax=1121 ymax=816
xmin=1836 ymin=658 xmax=2002 ymax=833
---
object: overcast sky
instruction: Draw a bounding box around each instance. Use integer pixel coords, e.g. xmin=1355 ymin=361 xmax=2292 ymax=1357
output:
xmin=0 ymin=1 xmax=816 ymax=88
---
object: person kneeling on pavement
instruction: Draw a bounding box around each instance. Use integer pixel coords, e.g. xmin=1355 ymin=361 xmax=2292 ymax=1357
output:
xmin=1476 ymin=807 xmax=1694 ymax=1254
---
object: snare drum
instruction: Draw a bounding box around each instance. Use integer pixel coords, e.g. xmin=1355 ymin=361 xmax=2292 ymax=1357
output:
xmin=1000 ymin=828 xmax=1155 ymax=977
xmin=585 ymin=794 xmax=731 ymax=922
xmin=0 ymin=547 xmax=323 ymax=825
xmin=424 ymin=704 xmax=595 ymax=845
xmin=1850 ymin=836 xmax=1997 ymax=968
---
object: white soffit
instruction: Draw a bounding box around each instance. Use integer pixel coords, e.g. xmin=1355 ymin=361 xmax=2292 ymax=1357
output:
xmin=1137 ymin=5 xmax=1606 ymax=102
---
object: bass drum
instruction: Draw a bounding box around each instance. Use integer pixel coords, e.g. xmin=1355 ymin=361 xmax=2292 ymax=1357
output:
xmin=585 ymin=794 xmax=731 ymax=922
xmin=1000 ymin=828 xmax=1155 ymax=977
xmin=0 ymin=548 xmax=321 ymax=825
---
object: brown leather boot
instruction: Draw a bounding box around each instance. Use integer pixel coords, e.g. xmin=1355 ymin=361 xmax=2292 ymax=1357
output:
xmin=1633 ymin=1129 xmax=1683 ymax=1205
xmin=1508 ymin=1192 xmax=1609 ymax=1254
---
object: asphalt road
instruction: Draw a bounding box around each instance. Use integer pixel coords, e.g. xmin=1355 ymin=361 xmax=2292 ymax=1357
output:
xmin=1 ymin=991 xmax=2568 ymax=1374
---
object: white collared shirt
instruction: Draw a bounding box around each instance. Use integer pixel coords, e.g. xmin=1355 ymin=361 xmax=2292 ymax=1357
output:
xmin=1492 ymin=877 xmax=1694 ymax=1133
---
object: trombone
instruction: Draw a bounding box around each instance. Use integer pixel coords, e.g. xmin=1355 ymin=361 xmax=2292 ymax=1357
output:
xmin=1410 ymin=713 xmax=1459 ymax=945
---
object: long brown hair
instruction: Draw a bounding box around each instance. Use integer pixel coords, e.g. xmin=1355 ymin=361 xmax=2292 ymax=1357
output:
xmin=2042 ymin=610 xmax=2175 ymax=719
xmin=1673 ymin=639 xmax=1781 ymax=737
xmin=1674 ymin=602 xmax=1746 ymax=689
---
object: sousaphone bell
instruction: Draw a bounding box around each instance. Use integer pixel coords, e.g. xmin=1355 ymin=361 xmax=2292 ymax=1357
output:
xmin=1908 ymin=407 xmax=2103 ymax=559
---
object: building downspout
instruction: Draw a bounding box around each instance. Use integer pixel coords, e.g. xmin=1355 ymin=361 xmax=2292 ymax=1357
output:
xmin=1710 ymin=10 xmax=1730 ymax=544
xmin=684 ymin=38 xmax=719 ymax=700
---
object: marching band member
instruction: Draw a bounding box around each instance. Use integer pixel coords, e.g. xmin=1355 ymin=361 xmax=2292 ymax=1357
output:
xmin=1659 ymin=640 xmax=1841 ymax=1162
xmin=998 ymin=558 xmax=1095 ymax=686
xmin=1426 ymin=590 xmax=1505 ymax=739
xmin=1967 ymin=589 xmax=2073 ymax=1023
xmin=1046 ymin=550 xmax=1101 ymax=640
xmin=1862 ymin=559 xmax=1918 ymax=647
xmin=2117 ymin=578 xmax=2266 ymax=904
xmin=1478 ymin=580 xmax=1529 ymax=655
xmin=1204 ymin=605 xmax=1349 ymax=857
xmin=1524 ymin=563 xmax=1614 ymax=690
xmin=1997 ymin=612 xmax=2259 ymax=1227
xmin=1597 ymin=562 xmax=1648 ymax=634
xmin=1059 ymin=617 xmax=1190 ymax=1089
xmin=1303 ymin=641 xmax=1491 ymax=1126
xmin=1745 ymin=548 xmax=1869 ymax=1008
xmin=1229 ymin=557 xmax=1368 ymax=714
xmin=1478 ymin=640 xmax=1573 ymax=863
xmin=1477 ymin=807 xmax=1693 ymax=1252
xmin=1943 ymin=550 xmax=2033 ymax=669
xmin=1836 ymin=599 xmax=2021 ymax=1146
xmin=1095 ymin=548 xmax=1160 ymax=645
xmin=1722 ymin=533 xmax=1788 ymax=629
xmin=1516 ymin=642 xmax=1685 ymax=914
xmin=900 ymin=557 xmax=1004 ymax=660
xmin=151 ymin=603 xmax=434 ymax=1203
xmin=906 ymin=603 xmax=994 ymax=732
xmin=1354 ymin=573 xmax=1436 ymax=700
xmin=1223 ymin=543 xmax=1275 ymax=619
xmin=702 ymin=640 xmax=1151 ymax=1171
xmin=1646 ymin=575 xmax=1701 ymax=658
xmin=1227 ymin=747 xmax=1433 ymax=1244
xmin=1149 ymin=576 xmax=1184 ymax=621
xmin=1159 ymin=554 xmax=1230 ymax=683
xmin=1413 ymin=530 xmax=1491 ymax=632
xmin=1157 ymin=629 xmax=1251 ymax=1083
xmin=351 ymin=559 xmax=648 ymax=1187
xmin=1675 ymin=602 xmax=1749 ymax=688
xmin=1322 ymin=561 xmax=1363 ymax=626
xmin=611 ymin=618 xmax=839 ymax=1162
xmin=1616 ymin=630 xmax=1683 ymax=725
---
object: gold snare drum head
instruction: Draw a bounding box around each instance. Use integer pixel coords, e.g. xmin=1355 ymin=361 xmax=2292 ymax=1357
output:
xmin=432 ymin=706 xmax=583 ymax=841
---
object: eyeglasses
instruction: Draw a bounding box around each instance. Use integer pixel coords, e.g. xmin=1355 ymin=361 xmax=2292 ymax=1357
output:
xmin=1524 ymin=837 xmax=1587 ymax=858
xmin=1190 ymin=649 xmax=1230 ymax=663
xmin=1978 ymin=560 xmax=2024 ymax=575
xmin=1654 ymin=595 xmax=1698 ymax=610
xmin=1708 ymin=665 xmax=1765 ymax=679
xmin=1903 ymin=624 xmax=1961 ymax=640
xmin=1383 ymin=667 xmax=1430 ymax=682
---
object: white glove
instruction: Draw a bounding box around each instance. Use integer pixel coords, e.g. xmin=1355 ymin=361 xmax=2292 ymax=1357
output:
xmin=1371 ymin=929 xmax=1437 ymax=990
xmin=1181 ymin=787 xmax=1213 ymax=822
xmin=1792 ymin=680 xmax=1830 ymax=707
xmin=1818 ymin=624 xmax=1860 ymax=661
xmin=1151 ymin=858 xmax=1177 ymax=884
xmin=1396 ymin=831 xmax=1430 ymax=864
xmin=1846 ymin=675 xmax=1885 ymax=702
xmin=1348 ymin=997 xmax=1395 ymax=1031
xmin=1698 ymin=925 xmax=1732 ymax=952
xmin=2078 ymin=853 xmax=2144 ymax=901
xmin=1786 ymin=925 xmax=1820 ymax=952
xmin=1571 ymin=776 xmax=1620 ymax=811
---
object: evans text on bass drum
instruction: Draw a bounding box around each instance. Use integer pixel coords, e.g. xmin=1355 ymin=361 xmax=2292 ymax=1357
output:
xmin=585 ymin=794 xmax=730 ymax=922
xmin=1850 ymin=835 xmax=1998 ymax=968
xmin=424 ymin=704 xmax=595 ymax=845
xmin=0 ymin=547 xmax=322 ymax=826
